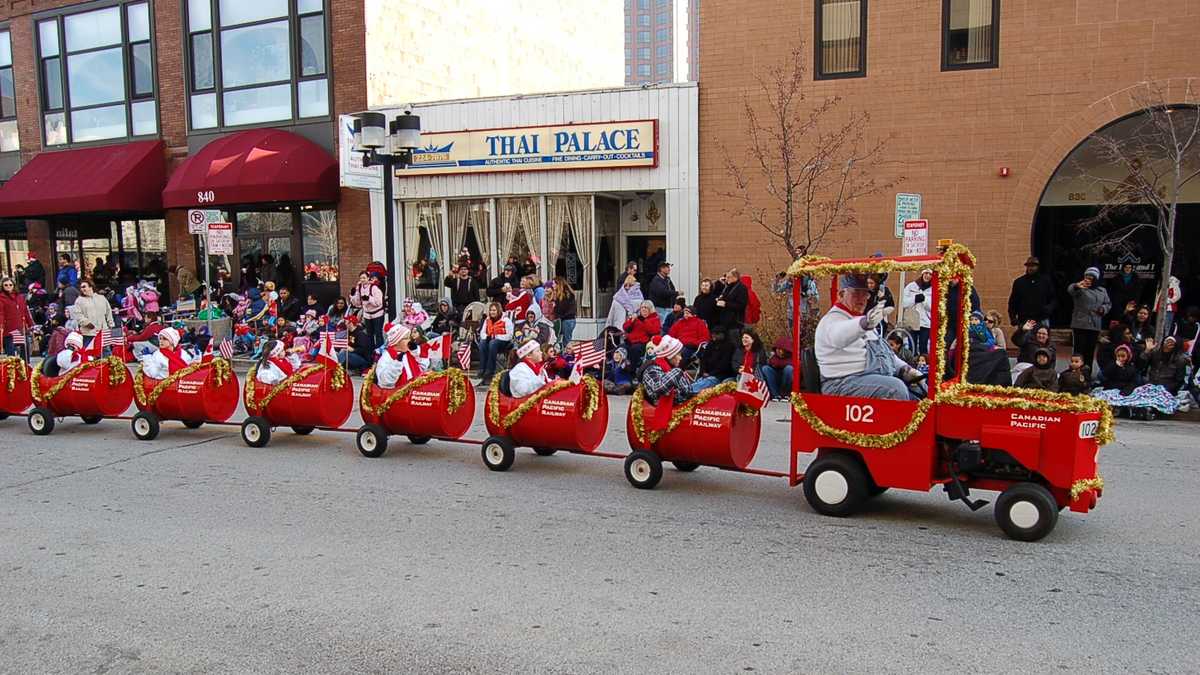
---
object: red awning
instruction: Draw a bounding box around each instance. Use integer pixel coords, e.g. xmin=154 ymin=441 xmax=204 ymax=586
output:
xmin=162 ymin=128 xmax=339 ymax=209
xmin=0 ymin=140 xmax=166 ymax=218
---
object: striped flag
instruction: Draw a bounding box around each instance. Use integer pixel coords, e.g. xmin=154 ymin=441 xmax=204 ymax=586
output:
xmin=218 ymin=337 xmax=234 ymax=361
xmin=417 ymin=333 xmax=451 ymax=360
xmin=9 ymin=330 xmax=25 ymax=346
xmin=100 ymin=328 xmax=120 ymax=348
xmin=456 ymin=340 xmax=472 ymax=370
xmin=320 ymin=330 xmax=349 ymax=353
xmin=567 ymin=334 xmax=606 ymax=369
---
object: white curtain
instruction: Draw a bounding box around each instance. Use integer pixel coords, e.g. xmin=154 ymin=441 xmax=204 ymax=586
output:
xmin=966 ymin=0 xmax=993 ymax=63
xmin=472 ymin=202 xmax=491 ymax=274
xmin=448 ymin=201 xmax=467 ymax=266
xmin=820 ymin=0 xmax=860 ymax=75
xmin=449 ymin=199 xmax=490 ymax=272
xmin=497 ymin=197 xmax=537 ymax=268
xmin=549 ymin=195 xmax=594 ymax=315
xmin=546 ymin=199 xmax=568 ymax=272
xmin=403 ymin=202 xmax=422 ymax=272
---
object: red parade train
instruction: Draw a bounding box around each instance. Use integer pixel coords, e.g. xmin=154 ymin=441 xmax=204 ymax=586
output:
xmin=0 ymin=245 xmax=1110 ymax=541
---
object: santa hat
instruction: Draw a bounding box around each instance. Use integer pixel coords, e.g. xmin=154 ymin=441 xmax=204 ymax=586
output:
xmin=158 ymin=327 xmax=181 ymax=348
xmin=649 ymin=335 xmax=683 ymax=361
xmin=65 ymin=331 xmax=84 ymax=350
xmin=517 ymin=339 xmax=541 ymax=360
xmin=268 ymin=340 xmax=286 ymax=358
xmin=384 ymin=321 xmax=411 ymax=346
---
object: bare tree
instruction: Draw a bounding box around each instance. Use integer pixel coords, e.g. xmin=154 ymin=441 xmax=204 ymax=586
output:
xmin=717 ymin=40 xmax=899 ymax=261
xmin=1072 ymin=84 xmax=1199 ymax=339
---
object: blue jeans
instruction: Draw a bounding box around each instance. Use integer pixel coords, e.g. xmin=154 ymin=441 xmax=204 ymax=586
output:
xmin=339 ymin=351 xmax=371 ymax=373
xmin=915 ymin=327 xmax=930 ymax=355
xmin=2 ymin=334 xmax=14 ymax=357
xmin=478 ymin=338 xmax=510 ymax=376
xmin=559 ymin=318 xmax=576 ymax=347
xmin=655 ymin=308 xmax=670 ymax=323
xmin=762 ymin=365 xmax=793 ymax=398
xmin=821 ymin=337 xmax=912 ymax=401
xmin=690 ymin=375 xmax=732 ymax=393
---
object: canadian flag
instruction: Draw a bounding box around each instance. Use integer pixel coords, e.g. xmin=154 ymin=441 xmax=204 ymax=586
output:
xmin=417 ymin=334 xmax=451 ymax=361
xmin=734 ymin=371 xmax=769 ymax=410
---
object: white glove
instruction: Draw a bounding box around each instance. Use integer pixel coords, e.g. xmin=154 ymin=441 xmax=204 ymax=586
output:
xmin=860 ymin=304 xmax=892 ymax=331
xmin=900 ymin=367 xmax=924 ymax=383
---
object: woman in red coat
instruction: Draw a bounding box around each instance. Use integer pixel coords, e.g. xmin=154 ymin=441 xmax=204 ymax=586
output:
xmin=623 ymin=300 xmax=662 ymax=368
xmin=0 ymin=276 xmax=34 ymax=357
xmin=668 ymin=305 xmax=710 ymax=363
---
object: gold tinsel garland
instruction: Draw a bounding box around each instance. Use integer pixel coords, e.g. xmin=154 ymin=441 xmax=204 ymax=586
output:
xmin=1070 ymin=475 xmax=1105 ymax=501
xmin=0 ymin=356 xmax=29 ymax=393
xmin=484 ymin=369 xmax=601 ymax=430
xmin=790 ymin=392 xmax=937 ymax=449
xmin=132 ymin=358 xmax=233 ymax=409
xmin=358 ymin=366 xmax=469 ymax=418
xmin=31 ymin=356 xmax=127 ymax=404
xmin=628 ymin=381 xmax=758 ymax=446
xmin=244 ymin=363 xmax=321 ymax=413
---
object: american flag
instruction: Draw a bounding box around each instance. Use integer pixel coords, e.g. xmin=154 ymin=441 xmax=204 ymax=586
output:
xmin=417 ymin=333 xmax=451 ymax=360
xmin=9 ymin=330 xmax=25 ymax=346
xmin=218 ymin=337 xmax=234 ymax=361
xmin=567 ymin=334 xmax=606 ymax=369
xmin=100 ymin=328 xmax=120 ymax=348
xmin=455 ymin=340 xmax=472 ymax=370
xmin=320 ymin=330 xmax=350 ymax=353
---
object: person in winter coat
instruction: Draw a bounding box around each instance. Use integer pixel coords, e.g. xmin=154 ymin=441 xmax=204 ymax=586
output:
xmin=1130 ymin=305 xmax=1155 ymax=344
xmin=0 ymin=276 xmax=34 ymax=356
xmin=901 ymin=269 xmax=934 ymax=355
xmin=1141 ymin=336 xmax=1189 ymax=395
xmin=730 ymin=329 xmax=770 ymax=385
xmin=692 ymin=278 xmax=719 ymax=329
xmin=762 ymin=335 xmax=794 ymax=400
xmin=647 ymin=262 xmax=677 ymax=321
xmin=864 ymin=274 xmax=896 ymax=334
xmin=1006 ymin=256 xmax=1056 ymax=327
xmin=340 ymin=316 xmax=374 ymax=375
xmin=23 ymin=253 xmax=46 ymax=290
xmin=444 ymin=265 xmax=481 ymax=310
xmin=430 ymin=299 xmax=460 ymax=336
xmin=516 ymin=304 xmax=556 ymax=346
xmin=1057 ymin=354 xmax=1092 ymax=395
xmin=604 ymin=347 xmax=636 ymax=395
xmin=985 ymin=310 xmax=1007 ymax=350
xmin=1011 ymin=321 xmax=1056 ymax=367
xmin=350 ymin=272 xmax=385 ymax=349
xmin=712 ymin=268 xmax=749 ymax=330
xmin=1096 ymin=325 xmax=1135 ymax=377
xmin=551 ymin=277 xmax=577 ymax=346
xmin=375 ymin=322 xmax=427 ymax=389
xmin=476 ymin=301 xmax=513 ymax=386
xmin=605 ymin=275 xmax=644 ymax=329
xmin=667 ymin=305 xmax=710 ymax=363
xmin=508 ymin=339 xmax=551 ymax=398
xmin=639 ymin=335 xmax=693 ymax=405
xmin=661 ymin=297 xmax=685 ymax=334
xmin=486 ymin=264 xmax=520 ymax=303
xmin=1099 ymin=344 xmax=1139 ymax=396
xmin=71 ymin=279 xmax=114 ymax=343
xmin=623 ymin=300 xmax=662 ymax=368
xmin=1068 ymin=267 xmax=1112 ymax=371
xmin=137 ymin=327 xmax=197 ymax=380
xmin=276 ymin=287 xmax=302 ymax=323
xmin=691 ymin=327 xmax=738 ymax=391
xmin=1013 ymin=347 xmax=1058 ymax=391
xmin=56 ymin=254 xmax=78 ymax=289
xmin=1105 ymin=263 xmax=1143 ymax=323
xmin=255 ymin=339 xmax=302 ymax=386
xmin=965 ymin=311 xmax=1011 ymax=387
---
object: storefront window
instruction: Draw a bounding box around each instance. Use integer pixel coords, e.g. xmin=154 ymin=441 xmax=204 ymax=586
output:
xmin=300 ymin=209 xmax=338 ymax=282
xmin=48 ymin=219 xmax=167 ymax=290
xmin=496 ymin=197 xmax=539 ymax=276
xmin=446 ymin=199 xmax=492 ymax=289
xmin=546 ymin=195 xmax=595 ymax=318
xmin=0 ymin=29 xmax=19 ymax=152
xmin=37 ymin=1 xmax=158 ymax=145
xmin=187 ymin=0 xmax=329 ymax=130
xmin=0 ymin=237 xmax=29 ymax=279
xmin=403 ymin=200 xmax=443 ymax=292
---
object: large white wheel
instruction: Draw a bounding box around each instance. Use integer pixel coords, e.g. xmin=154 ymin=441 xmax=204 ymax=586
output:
xmin=481 ymin=436 xmax=515 ymax=472
xmin=803 ymin=453 xmax=870 ymax=517
xmin=27 ymin=407 xmax=54 ymax=436
xmin=241 ymin=417 xmax=271 ymax=448
xmin=357 ymin=424 xmax=388 ymax=458
xmin=624 ymin=451 xmax=663 ymax=490
xmin=994 ymin=482 xmax=1059 ymax=542
xmin=131 ymin=411 xmax=160 ymax=441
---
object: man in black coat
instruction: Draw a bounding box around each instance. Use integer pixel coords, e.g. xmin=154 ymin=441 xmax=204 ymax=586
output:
xmin=486 ymin=264 xmax=519 ymax=303
xmin=444 ymin=265 xmax=480 ymax=309
xmin=23 ymin=253 xmax=46 ymax=290
xmin=646 ymin=262 xmax=677 ymax=321
xmin=713 ymin=268 xmax=749 ymax=330
xmin=1007 ymin=256 xmax=1056 ymax=327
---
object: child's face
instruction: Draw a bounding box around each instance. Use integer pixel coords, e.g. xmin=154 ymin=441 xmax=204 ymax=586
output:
xmin=969 ymin=315 xmax=981 ymax=327
xmin=916 ymin=355 xmax=928 ymax=366
xmin=613 ymin=352 xmax=624 ymax=363
xmin=1036 ymin=353 xmax=1050 ymax=366
xmin=1070 ymin=356 xmax=1084 ymax=370
xmin=1116 ymin=351 xmax=1129 ymax=365
xmin=888 ymin=340 xmax=901 ymax=354
xmin=546 ymin=346 xmax=558 ymax=358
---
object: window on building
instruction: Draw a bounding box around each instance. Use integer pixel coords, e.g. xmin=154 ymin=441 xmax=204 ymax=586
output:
xmin=186 ymin=0 xmax=329 ymax=131
xmin=638 ymin=0 xmax=649 ymax=8
xmin=625 ymin=14 xmax=631 ymax=26
xmin=655 ymin=28 xmax=670 ymax=41
xmin=815 ymin=0 xmax=866 ymax=79
xmin=656 ymin=0 xmax=669 ymax=5
xmin=656 ymin=44 xmax=670 ymax=58
xmin=637 ymin=64 xmax=650 ymax=77
xmin=638 ymin=47 xmax=650 ymax=59
xmin=300 ymin=208 xmax=338 ymax=282
xmin=657 ymin=11 xmax=670 ymax=24
xmin=0 ymin=30 xmax=18 ymax=152
xmin=638 ymin=14 xmax=650 ymax=26
xmin=625 ymin=47 xmax=632 ymax=60
xmin=656 ymin=62 xmax=670 ymax=76
xmin=942 ymin=0 xmax=998 ymax=69
xmin=625 ymin=64 xmax=632 ymax=77
xmin=36 ymin=2 xmax=158 ymax=146
xmin=638 ymin=30 xmax=650 ymax=43
xmin=625 ymin=31 xmax=632 ymax=43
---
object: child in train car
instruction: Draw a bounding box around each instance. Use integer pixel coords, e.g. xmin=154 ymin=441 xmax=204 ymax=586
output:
xmin=508 ymin=339 xmax=551 ymax=398
xmin=541 ymin=343 xmax=571 ymax=380
xmin=255 ymin=339 xmax=303 ymax=385
xmin=137 ymin=327 xmax=198 ymax=380
xmin=375 ymin=322 xmax=427 ymax=389
xmin=54 ymin=331 xmax=95 ymax=374
xmin=639 ymin=335 xmax=694 ymax=406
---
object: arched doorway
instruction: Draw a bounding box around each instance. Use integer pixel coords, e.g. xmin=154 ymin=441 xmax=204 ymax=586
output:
xmin=1031 ymin=106 xmax=1200 ymax=328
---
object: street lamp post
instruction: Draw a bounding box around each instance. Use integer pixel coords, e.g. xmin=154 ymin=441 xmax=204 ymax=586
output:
xmin=350 ymin=110 xmax=422 ymax=318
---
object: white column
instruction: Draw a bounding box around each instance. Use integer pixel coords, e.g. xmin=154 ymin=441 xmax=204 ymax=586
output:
xmin=538 ymin=195 xmax=549 ymax=280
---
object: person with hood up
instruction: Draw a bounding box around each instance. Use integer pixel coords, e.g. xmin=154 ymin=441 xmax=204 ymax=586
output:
xmin=901 ymin=269 xmax=934 ymax=355
xmin=255 ymin=339 xmax=303 ymax=385
xmin=1068 ymin=267 xmax=1112 ymax=371
xmin=375 ymin=322 xmax=427 ymax=389
xmin=508 ymin=339 xmax=551 ymax=398
xmin=430 ymin=299 xmax=460 ymax=336
xmin=516 ymin=303 xmax=556 ymax=346
xmin=401 ymin=299 xmax=432 ymax=330
xmin=1093 ymin=342 xmax=1181 ymax=419
xmin=605 ymin=274 xmax=645 ymax=329
xmin=603 ymin=347 xmax=636 ymax=395
xmin=1141 ymin=336 xmax=1189 ymax=395
xmin=762 ymin=335 xmax=794 ymax=401
xmin=137 ymin=327 xmax=197 ymax=380
xmin=965 ymin=311 xmax=1012 ymax=386
xmin=56 ymin=331 xmax=90 ymax=373
xmin=1013 ymin=347 xmax=1058 ymax=391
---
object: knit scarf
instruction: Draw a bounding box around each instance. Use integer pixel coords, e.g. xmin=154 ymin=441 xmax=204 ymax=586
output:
xmin=161 ymin=346 xmax=188 ymax=373
xmin=269 ymin=356 xmax=295 ymax=376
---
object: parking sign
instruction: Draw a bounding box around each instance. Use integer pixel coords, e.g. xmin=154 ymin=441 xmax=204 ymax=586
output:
xmin=894 ymin=193 xmax=922 ymax=238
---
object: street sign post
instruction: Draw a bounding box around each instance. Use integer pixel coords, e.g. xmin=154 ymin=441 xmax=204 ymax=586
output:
xmin=902 ymin=219 xmax=929 ymax=256
xmin=894 ymin=193 xmax=922 ymax=238
xmin=207 ymin=222 xmax=233 ymax=255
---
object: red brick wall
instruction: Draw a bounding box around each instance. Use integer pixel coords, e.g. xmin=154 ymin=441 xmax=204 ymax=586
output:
xmin=698 ymin=0 xmax=1200 ymax=315
xmin=328 ymin=0 xmax=370 ymax=297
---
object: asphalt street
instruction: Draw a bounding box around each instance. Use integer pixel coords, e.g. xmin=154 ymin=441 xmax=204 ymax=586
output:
xmin=1 ymin=394 xmax=1197 ymax=674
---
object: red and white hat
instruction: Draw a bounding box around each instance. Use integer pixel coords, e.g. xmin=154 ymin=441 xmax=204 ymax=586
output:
xmin=158 ymin=327 xmax=181 ymax=348
xmin=384 ymin=321 xmax=411 ymax=346
xmin=516 ymin=339 xmax=541 ymax=360
xmin=65 ymin=331 xmax=84 ymax=350
xmin=649 ymin=334 xmax=683 ymax=361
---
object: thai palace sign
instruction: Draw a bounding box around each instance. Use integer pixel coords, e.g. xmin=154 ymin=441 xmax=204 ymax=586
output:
xmin=397 ymin=120 xmax=658 ymax=176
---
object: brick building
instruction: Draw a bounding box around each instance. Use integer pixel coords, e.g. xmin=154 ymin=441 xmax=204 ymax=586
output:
xmin=699 ymin=0 xmax=1200 ymax=326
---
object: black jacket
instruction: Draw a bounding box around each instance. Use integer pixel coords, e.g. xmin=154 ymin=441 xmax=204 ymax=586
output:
xmin=693 ymin=291 xmax=719 ymax=328
xmin=697 ymin=338 xmax=736 ymax=379
xmin=1011 ymin=328 xmax=1057 ymax=365
xmin=1143 ymin=347 xmax=1188 ymax=394
xmin=555 ymin=293 xmax=577 ymax=320
xmin=444 ymin=276 xmax=480 ymax=308
xmin=647 ymin=274 xmax=678 ymax=309
xmin=1007 ymin=272 xmax=1056 ymax=324
xmin=1058 ymin=367 xmax=1092 ymax=395
xmin=24 ymin=259 xmax=46 ymax=288
xmin=277 ymin=296 xmax=302 ymax=322
xmin=1101 ymin=361 xmax=1138 ymax=395
xmin=486 ymin=272 xmax=518 ymax=302
xmin=713 ymin=280 xmax=749 ymax=329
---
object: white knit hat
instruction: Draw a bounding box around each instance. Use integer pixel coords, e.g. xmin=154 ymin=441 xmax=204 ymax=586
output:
xmin=650 ymin=334 xmax=683 ymax=361
xmin=517 ymin=339 xmax=541 ymax=359
xmin=384 ymin=321 xmax=411 ymax=346
xmin=158 ymin=327 xmax=180 ymax=348
xmin=65 ymin=331 xmax=84 ymax=349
